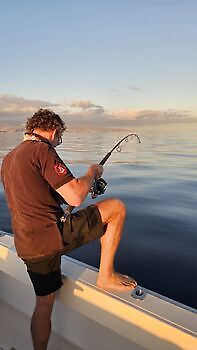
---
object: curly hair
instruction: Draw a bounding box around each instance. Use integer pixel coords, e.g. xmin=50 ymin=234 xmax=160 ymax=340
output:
xmin=25 ymin=109 xmax=66 ymax=134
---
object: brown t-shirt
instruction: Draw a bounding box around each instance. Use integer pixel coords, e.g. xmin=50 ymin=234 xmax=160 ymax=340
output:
xmin=1 ymin=139 xmax=74 ymax=258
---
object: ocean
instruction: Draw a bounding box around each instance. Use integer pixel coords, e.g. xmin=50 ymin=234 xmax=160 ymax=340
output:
xmin=0 ymin=122 xmax=197 ymax=309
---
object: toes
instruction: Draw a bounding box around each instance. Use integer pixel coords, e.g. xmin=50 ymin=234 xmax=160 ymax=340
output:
xmin=118 ymin=274 xmax=137 ymax=287
xmin=119 ymin=277 xmax=137 ymax=288
xmin=121 ymin=276 xmax=137 ymax=288
xmin=120 ymin=280 xmax=136 ymax=287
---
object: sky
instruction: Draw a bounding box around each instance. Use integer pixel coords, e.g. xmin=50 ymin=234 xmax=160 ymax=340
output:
xmin=0 ymin=0 xmax=197 ymax=125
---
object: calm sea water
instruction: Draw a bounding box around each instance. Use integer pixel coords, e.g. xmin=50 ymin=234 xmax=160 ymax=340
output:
xmin=0 ymin=123 xmax=197 ymax=309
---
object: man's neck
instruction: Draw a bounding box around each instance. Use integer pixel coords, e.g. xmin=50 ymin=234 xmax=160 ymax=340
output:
xmin=23 ymin=132 xmax=52 ymax=146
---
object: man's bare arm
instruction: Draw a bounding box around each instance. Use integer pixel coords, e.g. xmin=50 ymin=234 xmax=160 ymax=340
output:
xmin=56 ymin=164 xmax=103 ymax=206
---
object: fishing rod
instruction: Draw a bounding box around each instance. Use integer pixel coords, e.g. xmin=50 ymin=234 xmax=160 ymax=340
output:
xmin=99 ymin=133 xmax=141 ymax=166
xmin=60 ymin=133 xmax=141 ymax=222
xmin=91 ymin=133 xmax=141 ymax=198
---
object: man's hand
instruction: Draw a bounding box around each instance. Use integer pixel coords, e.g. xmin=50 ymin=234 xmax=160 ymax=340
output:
xmin=89 ymin=164 xmax=103 ymax=180
xmin=56 ymin=164 xmax=104 ymax=206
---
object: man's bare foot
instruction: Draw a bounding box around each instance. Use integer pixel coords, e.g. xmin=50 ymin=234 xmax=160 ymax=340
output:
xmin=97 ymin=272 xmax=137 ymax=292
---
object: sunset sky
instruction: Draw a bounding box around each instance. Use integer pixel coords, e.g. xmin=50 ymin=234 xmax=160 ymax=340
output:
xmin=0 ymin=0 xmax=196 ymax=124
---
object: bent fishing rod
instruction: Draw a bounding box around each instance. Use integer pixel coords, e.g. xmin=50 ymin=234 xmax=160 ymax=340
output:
xmin=60 ymin=133 xmax=141 ymax=222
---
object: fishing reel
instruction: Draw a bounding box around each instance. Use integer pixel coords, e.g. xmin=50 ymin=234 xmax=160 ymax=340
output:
xmin=90 ymin=178 xmax=107 ymax=199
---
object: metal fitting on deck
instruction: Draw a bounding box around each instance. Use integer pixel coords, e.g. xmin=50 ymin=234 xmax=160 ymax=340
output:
xmin=131 ymin=286 xmax=147 ymax=300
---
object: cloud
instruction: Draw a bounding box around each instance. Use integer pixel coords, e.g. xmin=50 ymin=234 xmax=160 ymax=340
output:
xmin=63 ymin=99 xmax=105 ymax=120
xmin=62 ymin=104 xmax=192 ymax=125
xmin=112 ymin=89 xmax=124 ymax=97
xmin=110 ymin=109 xmax=137 ymax=120
xmin=128 ymin=86 xmax=141 ymax=92
xmin=134 ymin=109 xmax=191 ymax=123
xmin=69 ymin=99 xmax=104 ymax=111
xmin=112 ymin=86 xmax=141 ymax=96
xmin=0 ymin=94 xmax=57 ymax=116
xmin=0 ymin=94 xmax=194 ymax=126
xmin=61 ymin=105 xmax=106 ymax=122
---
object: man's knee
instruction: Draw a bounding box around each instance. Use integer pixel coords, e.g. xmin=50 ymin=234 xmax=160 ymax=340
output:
xmin=96 ymin=198 xmax=126 ymax=224
xmin=113 ymin=198 xmax=126 ymax=218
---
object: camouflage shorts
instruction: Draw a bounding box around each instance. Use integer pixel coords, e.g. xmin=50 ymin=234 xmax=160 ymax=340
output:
xmin=59 ymin=204 xmax=104 ymax=253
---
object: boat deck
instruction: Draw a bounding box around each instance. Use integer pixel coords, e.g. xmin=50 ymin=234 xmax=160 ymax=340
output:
xmin=0 ymin=232 xmax=196 ymax=350
xmin=0 ymin=300 xmax=81 ymax=350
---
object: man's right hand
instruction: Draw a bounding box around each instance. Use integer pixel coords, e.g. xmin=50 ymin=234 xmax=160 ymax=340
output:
xmin=56 ymin=164 xmax=104 ymax=207
xmin=89 ymin=164 xmax=103 ymax=180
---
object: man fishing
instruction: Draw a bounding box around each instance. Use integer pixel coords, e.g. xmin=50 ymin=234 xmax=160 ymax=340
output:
xmin=1 ymin=108 xmax=137 ymax=350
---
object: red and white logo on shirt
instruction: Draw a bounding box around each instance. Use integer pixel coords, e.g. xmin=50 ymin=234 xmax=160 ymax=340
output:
xmin=54 ymin=162 xmax=67 ymax=176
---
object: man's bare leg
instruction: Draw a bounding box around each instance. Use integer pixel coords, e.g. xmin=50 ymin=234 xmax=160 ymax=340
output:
xmin=95 ymin=198 xmax=137 ymax=292
xmin=31 ymin=292 xmax=55 ymax=350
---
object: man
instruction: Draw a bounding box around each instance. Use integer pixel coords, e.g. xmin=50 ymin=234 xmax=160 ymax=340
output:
xmin=1 ymin=108 xmax=137 ymax=350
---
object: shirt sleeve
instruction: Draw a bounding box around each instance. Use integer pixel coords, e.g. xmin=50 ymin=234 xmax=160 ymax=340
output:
xmin=37 ymin=143 xmax=75 ymax=190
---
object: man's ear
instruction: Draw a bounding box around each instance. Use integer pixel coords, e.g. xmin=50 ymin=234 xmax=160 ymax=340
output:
xmin=51 ymin=129 xmax=57 ymax=140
